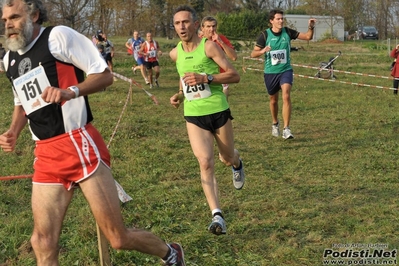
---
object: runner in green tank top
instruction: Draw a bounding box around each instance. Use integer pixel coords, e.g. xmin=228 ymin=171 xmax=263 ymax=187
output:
xmin=251 ymin=9 xmax=315 ymax=140
xmin=170 ymin=5 xmax=245 ymax=236
xmin=175 ymin=37 xmax=228 ymax=116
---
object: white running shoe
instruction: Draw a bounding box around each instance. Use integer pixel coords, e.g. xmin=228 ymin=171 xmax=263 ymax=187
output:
xmin=272 ymin=122 xmax=280 ymax=137
xmin=232 ymin=159 xmax=245 ymax=190
xmin=208 ymin=215 xmax=226 ymax=235
xmin=282 ymin=127 xmax=294 ymax=139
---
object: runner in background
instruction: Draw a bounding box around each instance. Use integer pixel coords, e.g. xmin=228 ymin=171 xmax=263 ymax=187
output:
xmin=140 ymin=32 xmax=162 ymax=89
xmin=200 ymin=16 xmax=237 ymax=100
xmin=125 ymin=30 xmax=149 ymax=84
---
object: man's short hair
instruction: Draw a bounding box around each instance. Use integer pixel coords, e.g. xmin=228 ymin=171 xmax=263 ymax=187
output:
xmin=269 ymin=9 xmax=284 ymax=21
xmin=2 ymin=0 xmax=48 ymax=24
xmin=201 ymin=16 xmax=217 ymax=27
xmin=173 ymin=5 xmax=198 ymax=23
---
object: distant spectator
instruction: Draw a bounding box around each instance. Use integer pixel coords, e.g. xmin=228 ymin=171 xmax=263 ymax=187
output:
xmin=0 ymin=43 xmax=6 ymax=59
xmin=390 ymin=44 xmax=399 ymax=95
xmin=96 ymin=43 xmax=106 ymax=60
xmin=0 ymin=43 xmax=5 ymax=72
xmin=92 ymin=29 xmax=104 ymax=45
xmin=100 ymin=33 xmax=116 ymax=80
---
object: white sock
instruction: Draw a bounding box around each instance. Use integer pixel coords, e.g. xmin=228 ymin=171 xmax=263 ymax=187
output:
xmin=212 ymin=208 xmax=222 ymax=216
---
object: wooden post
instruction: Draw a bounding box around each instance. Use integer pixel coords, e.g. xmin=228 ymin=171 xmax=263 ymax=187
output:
xmin=96 ymin=223 xmax=111 ymax=266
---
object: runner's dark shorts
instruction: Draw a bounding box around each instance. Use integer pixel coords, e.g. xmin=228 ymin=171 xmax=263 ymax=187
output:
xmin=264 ymin=69 xmax=293 ymax=95
xmin=144 ymin=60 xmax=159 ymax=69
xmin=104 ymin=53 xmax=113 ymax=64
xmin=184 ymin=109 xmax=233 ymax=133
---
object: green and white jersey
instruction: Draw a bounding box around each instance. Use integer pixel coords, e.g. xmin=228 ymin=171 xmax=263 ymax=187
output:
xmin=176 ymin=38 xmax=228 ymax=116
xmin=264 ymin=28 xmax=292 ymax=74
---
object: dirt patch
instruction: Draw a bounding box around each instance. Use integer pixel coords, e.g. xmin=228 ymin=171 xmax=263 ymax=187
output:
xmin=18 ymin=240 xmax=33 ymax=257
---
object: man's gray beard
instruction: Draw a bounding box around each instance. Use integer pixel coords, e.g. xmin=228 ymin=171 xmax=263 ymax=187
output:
xmin=6 ymin=18 xmax=34 ymax=52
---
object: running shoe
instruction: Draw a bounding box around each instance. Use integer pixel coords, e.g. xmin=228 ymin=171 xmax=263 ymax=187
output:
xmin=232 ymin=159 xmax=245 ymax=190
xmin=149 ymin=84 xmax=153 ymax=89
xmin=208 ymin=215 xmax=226 ymax=235
xmin=163 ymin=243 xmax=186 ymax=266
xmin=282 ymin=127 xmax=294 ymax=139
xmin=272 ymin=122 xmax=280 ymax=137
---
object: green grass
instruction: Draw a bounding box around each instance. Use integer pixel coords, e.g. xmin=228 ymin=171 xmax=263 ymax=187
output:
xmin=1 ymin=38 xmax=399 ymax=265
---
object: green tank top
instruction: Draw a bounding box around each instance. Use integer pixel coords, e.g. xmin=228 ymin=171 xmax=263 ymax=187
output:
xmin=176 ymin=38 xmax=228 ymax=116
xmin=264 ymin=28 xmax=292 ymax=74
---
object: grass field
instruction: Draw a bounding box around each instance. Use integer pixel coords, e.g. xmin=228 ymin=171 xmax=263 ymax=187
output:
xmin=1 ymin=37 xmax=399 ymax=266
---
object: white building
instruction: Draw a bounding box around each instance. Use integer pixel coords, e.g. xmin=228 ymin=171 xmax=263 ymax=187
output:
xmin=285 ymin=14 xmax=345 ymax=41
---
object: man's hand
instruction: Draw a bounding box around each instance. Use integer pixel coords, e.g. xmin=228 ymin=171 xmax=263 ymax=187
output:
xmin=212 ymin=33 xmax=220 ymax=43
xmin=0 ymin=130 xmax=17 ymax=152
xmin=170 ymin=93 xmax=184 ymax=109
xmin=309 ymin=18 xmax=316 ymax=28
xmin=41 ymin=86 xmax=75 ymax=103
xmin=182 ymin=72 xmax=206 ymax=86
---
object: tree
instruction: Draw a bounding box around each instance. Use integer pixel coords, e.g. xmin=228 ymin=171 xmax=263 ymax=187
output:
xmin=337 ymin=0 xmax=364 ymax=33
xmin=45 ymin=0 xmax=92 ymax=34
xmin=300 ymin=0 xmax=343 ymax=39
xmin=2 ymin=0 xmax=397 ymax=40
